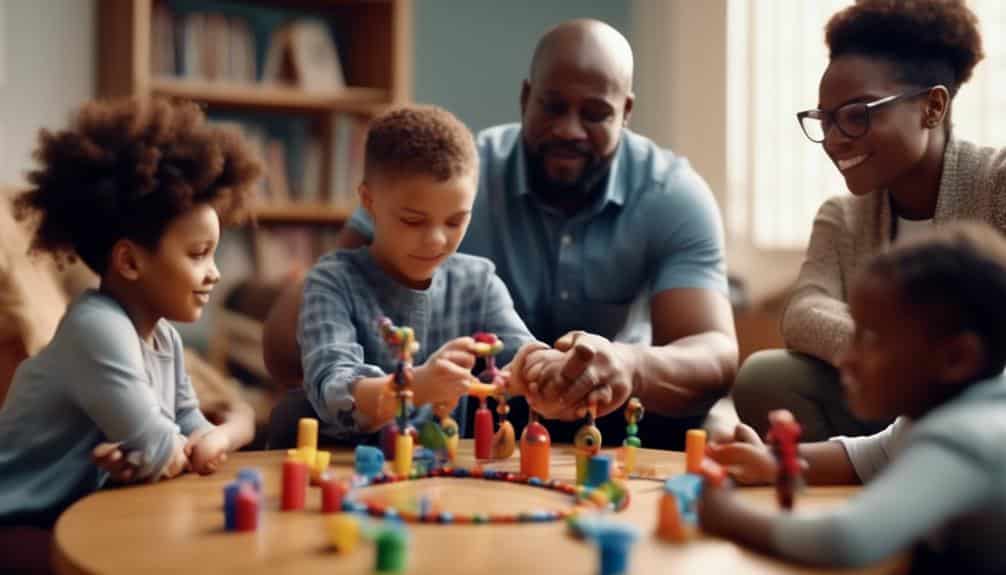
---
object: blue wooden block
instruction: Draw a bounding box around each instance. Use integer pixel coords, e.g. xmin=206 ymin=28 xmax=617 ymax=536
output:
xmin=223 ymin=481 xmax=241 ymax=531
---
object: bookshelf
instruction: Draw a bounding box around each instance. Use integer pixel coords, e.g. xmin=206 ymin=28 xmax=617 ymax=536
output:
xmin=97 ymin=0 xmax=412 ymax=225
xmin=97 ymin=0 xmax=412 ymax=386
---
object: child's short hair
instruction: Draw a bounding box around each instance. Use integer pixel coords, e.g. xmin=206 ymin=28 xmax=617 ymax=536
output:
xmin=866 ymin=221 xmax=1006 ymax=378
xmin=363 ymin=105 xmax=477 ymax=184
xmin=14 ymin=98 xmax=261 ymax=275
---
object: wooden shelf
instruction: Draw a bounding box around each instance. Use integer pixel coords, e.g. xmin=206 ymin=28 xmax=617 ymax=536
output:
xmin=252 ymin=203 xmax=354 ymax=224
xmin=151 ymin=77 xmax=391 ymax=115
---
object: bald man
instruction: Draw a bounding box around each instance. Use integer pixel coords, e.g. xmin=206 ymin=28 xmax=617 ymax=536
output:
xmin=265 ymin=19 xmax=737 ymax=450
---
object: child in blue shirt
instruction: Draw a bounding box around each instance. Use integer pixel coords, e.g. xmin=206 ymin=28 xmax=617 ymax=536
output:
xmin=0 ymin=98 xmax=260 ymax=539
xmin=702 ymin=222 xmax=1006 ymax=573
xmin=298 ymin=105 xmax=556 ymax=441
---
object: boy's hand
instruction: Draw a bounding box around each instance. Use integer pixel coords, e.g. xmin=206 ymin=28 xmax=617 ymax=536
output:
xmin=185 ymin=427 xmax=231 ymax=475
xmin=92 ymin=442 xmax=140 ymax=484
xmin=159 ymin=435 xmax=190 ymax=480
xmin=706 ymin=423 xmax=783 ymax=485
xmin=412 ymin=337 xmax=477 ymax=406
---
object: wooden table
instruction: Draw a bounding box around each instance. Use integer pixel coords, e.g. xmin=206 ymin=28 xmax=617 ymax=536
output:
xmin=54 ymin=441 xmax=900 ymax=574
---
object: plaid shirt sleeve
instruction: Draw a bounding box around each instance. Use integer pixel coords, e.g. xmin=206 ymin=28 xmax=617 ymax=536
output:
xmin=298 ymin=261 xmax=385 ymax=436
xmin=479 ymin=272 xmax=538 ymax=365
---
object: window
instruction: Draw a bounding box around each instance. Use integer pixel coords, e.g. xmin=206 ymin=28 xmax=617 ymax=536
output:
xmin=727 ymin=0 xmax=1006 ymax=250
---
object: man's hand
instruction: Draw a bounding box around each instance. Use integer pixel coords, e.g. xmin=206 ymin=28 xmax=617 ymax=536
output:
xmin=503 ymin=341 xmax=551 ymax=397
xmin=534 ymin=331 xmax=636 ymax=418
xmin=412 ymin=337 xmax=477 ymax=406
xmin=92 ymin=442 xmax=139 ymax=484
xmin=519 ymin=346 xmax=590 ymax=420
xmin=185 ymin=427 xmax=231 ymax=475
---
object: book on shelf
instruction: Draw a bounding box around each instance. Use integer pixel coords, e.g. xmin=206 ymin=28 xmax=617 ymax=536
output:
xmin=328 ymin=113 xmax=368 ymax=209
xmin=153 ymin=2 xmax=344 ymax=87
xmin=264 ymin=140 xmax=291 ymax=204
xmin=286 ymin=19 xmax=346 ymax=91
xmin=300 ymin=137 xmax=323 ymax=204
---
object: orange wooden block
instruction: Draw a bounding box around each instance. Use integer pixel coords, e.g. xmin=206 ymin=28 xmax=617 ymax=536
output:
xmin=657 ymin=492 xmax=687 ymax=542
xmin=685 ymin=429 xmax=707 ymax=474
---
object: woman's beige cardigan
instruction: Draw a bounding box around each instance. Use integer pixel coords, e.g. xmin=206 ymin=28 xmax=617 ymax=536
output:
xmin=782 ymin=138 xmax=1006 ymax=365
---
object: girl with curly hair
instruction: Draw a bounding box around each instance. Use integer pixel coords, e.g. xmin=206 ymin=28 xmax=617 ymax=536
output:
xmin=732 ymin=0 xmax=1006 ymax=442
xmin=0 ymin=98 xmax=260 ymax=553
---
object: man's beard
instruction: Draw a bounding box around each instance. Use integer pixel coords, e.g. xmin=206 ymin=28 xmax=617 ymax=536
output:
xmin=525 ymin=142 xmax=614 ymax=205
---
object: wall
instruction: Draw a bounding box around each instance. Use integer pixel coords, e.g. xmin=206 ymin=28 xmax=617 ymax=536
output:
xmin=631 ymin=0 xmax=803 ymax=303
xmin=0 ymin=0 xmax=95 ymax=186
xmin=412 ymin=0 xmax=630 ymax=134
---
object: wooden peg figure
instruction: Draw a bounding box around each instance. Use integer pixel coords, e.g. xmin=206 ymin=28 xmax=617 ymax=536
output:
xmin=492 ymin=386 xmax=516 ymax=459
xmin=621 ymin=397 xmax=644 ymax=475
xmin=520 ymin=410 xmax=551 ymax=480
xmin=471 ymin=332 xmax=506 ymax=460
xmin=379 ymin=317 xmax=419 ymax=476
xmin=574 ymin=404 xmax=603 ymax=485
xmin=767 ymin=409 xmax=803 ymax=510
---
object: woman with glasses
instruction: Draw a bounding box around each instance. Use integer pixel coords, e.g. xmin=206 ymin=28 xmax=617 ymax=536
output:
xmin=731 ymin=0 xmax=1006 ymax=443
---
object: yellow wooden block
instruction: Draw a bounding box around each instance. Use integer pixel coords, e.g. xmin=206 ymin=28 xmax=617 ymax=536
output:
xmin=622 ymin=445 xmax=638 ymax=475
xmin=298 ymin=418 xmax=318 ymax=451
xmin=393 ymin=434 xmax=413 ymax=476
xmin=312 ymin=450 xmax=332 ymax=481
xmin=327 ymin=514 xmax=360 ymax=553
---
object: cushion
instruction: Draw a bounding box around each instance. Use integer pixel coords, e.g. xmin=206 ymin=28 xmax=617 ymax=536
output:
xmin=0 ymin=189 xmax=68 ymax=405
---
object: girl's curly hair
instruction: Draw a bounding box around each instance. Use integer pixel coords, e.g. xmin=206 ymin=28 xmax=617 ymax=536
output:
xmin=826 ymin=0 xmax=984 ymax=98
xmin=14 ymin=98 xmax=262 ymax=275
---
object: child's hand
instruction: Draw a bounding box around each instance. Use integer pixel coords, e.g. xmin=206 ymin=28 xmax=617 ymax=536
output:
xmin=92 ymin=442 xmax=140 ymax=484
xmin=412 ymin=337 xmax=477 ymax=406
xmin=159 ymin=435 xmax=190 ymax=481
xmin=185 ymin=427 xmax=232 ymax=475
xmin=706 ymin=423 xmax=780 ymax=485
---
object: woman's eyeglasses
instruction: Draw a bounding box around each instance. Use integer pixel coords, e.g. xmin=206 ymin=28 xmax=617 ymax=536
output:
xmin=796 ymin=86 xmax=934 ymax=143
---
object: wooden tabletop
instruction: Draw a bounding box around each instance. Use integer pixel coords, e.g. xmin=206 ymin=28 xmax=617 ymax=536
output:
xmin=53 ymin=441 xmax=901 ymax=574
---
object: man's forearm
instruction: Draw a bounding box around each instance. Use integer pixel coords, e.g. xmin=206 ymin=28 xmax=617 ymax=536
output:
xmin=628 ymin=331 xmax=738 ymax=415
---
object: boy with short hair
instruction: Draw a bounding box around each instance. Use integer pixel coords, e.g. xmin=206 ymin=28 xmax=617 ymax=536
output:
xmin=299 ymin=105 xmax=552 ymax=440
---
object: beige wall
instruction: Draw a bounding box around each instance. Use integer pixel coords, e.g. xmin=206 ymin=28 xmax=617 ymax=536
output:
xmin=631 ymin=0 xmax=804 ymax=303
xmin=0 ymin=0 xmax=95 ymax=186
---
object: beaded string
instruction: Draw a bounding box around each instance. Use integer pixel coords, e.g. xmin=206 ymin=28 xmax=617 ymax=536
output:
xmin=345 ymin=466 xmax=630 ymax=525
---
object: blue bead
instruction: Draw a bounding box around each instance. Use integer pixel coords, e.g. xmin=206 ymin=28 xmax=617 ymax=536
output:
xmin=528 ymin=477 xmax=542 ymax=486
xmin=439 ymin=512 xmax=453 ymax=524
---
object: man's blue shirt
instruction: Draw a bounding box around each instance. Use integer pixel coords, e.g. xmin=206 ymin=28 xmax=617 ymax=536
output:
xmin=350 ymin=124 xmax=727 ymax=346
